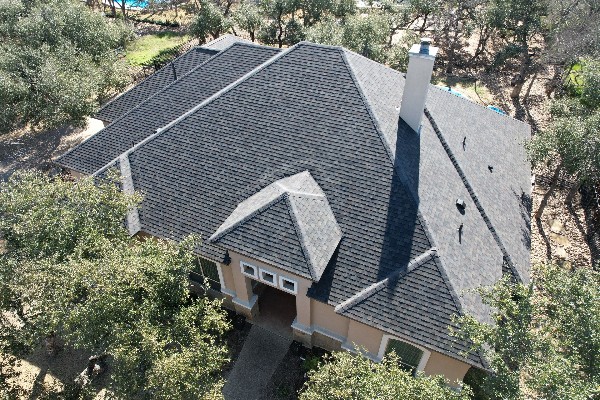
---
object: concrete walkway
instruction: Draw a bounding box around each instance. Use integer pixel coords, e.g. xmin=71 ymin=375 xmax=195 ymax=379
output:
xmin=223 ymin=324 xmax=292 ymax=400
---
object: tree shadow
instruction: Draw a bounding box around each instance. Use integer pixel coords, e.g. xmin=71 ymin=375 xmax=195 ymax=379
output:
xmin=0 ymin=123 xmax=92 ymax=182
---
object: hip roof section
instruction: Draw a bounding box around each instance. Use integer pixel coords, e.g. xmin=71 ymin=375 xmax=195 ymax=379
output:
xmin=57 ymin=43 xmax=280 ymax=174
xmin=66 ymin=41 xmax=531 ymax=369
xmin=96 ymin=47 xmax=218 ymax=123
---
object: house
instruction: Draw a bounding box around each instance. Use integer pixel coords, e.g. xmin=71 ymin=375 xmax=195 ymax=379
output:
xmin=56 ymin=35 xmax=532 ymax=384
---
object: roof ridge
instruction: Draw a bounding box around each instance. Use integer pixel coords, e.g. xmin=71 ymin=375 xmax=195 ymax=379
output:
xmin=56 ymin=46 xmax=231 ymax=167
xmin=91 ymin=44 xmax=296 ymax=178
xmin=118 ymin=153 xmax=141 ymax=236
xmin=95 ymin=45 xmax=218 ymax=117
xmin=424 ymin=108 xmax=521 ymax=282
xmin=334 ymin=248 xmax=437 ymax=313
xmin=284 ymin=192 xmax=319 ymax=280
xmin=208 ymin=193 xmax=284 ymax=242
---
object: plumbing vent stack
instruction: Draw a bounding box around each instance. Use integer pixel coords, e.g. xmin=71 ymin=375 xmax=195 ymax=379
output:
xmin=400 ymin=38 xmax=439 ymax=133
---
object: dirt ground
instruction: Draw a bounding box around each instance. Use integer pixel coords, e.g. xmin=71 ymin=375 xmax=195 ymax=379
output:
xmin=0 ymin=118 xmax=103 ymax=182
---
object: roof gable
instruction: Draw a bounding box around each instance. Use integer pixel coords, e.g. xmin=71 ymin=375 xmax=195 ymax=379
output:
xmin=210 ymin=171 xmax=342 ymax=281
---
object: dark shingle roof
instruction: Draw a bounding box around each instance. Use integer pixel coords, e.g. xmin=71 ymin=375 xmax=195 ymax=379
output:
xmin=57 ymin=43 xmax=280 ymax=174
xmin=202 ymin=34 xmax=251 ymax=50
xmin=61 ymin=41 xmax=531 ymax=369
xmin=209 ymin=171 xmax=342 ymax=281
xmin=95 ymin=47 xmax=218 ymax=124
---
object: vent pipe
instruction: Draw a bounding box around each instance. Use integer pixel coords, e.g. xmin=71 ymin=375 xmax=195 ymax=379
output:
xmin=399 ymin=38 xmax=438 ymax=133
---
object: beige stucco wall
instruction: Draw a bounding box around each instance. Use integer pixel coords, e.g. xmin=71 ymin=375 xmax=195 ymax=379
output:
xmin=133 ymin=233 xmax=474 ymax=384
xmin=345 ymin=319 xmax=384 ymax=357
xmin=310 ymin=299 xmax=349 ymax=340
xmin=423 ymin=350 xmax=471 ymax=384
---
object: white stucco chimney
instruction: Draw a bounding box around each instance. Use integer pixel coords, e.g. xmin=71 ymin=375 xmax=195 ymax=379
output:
xmin=399 ymin=38 xmax=438 ymax=133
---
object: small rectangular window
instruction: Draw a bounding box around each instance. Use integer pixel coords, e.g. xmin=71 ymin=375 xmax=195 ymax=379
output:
xmin=259 ymin=268 xmax=277 ymax=286
xmin=278 ymin=276 xmax=297 ymax=294
xmin=385 ymin=339 xmax=424 ymax=374
xmin=241 ymin=262 xmax=257 ymax=278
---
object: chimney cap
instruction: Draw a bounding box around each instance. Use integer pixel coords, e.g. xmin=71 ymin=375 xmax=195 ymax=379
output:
xmin=409 ymin=38 xmax=438 ymax=58
xmin=420 ymin=38 xmax=432 ymax=54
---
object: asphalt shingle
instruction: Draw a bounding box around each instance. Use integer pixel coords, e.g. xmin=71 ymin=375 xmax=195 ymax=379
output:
xmin=57 ymin=43 xmax=280 ymax=174
xmin=95 ymin=47 xmax=218 ymax=123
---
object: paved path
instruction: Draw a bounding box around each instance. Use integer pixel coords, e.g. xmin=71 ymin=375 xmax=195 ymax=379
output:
xmin=223 ymin=324 xmax=292 ymax=400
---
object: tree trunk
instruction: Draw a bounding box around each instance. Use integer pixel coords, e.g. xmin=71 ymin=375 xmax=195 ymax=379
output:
xmin=535 ymin=163 xmax=562 ymax=221
xmin=420 ymin=14 xmax=428 ymax=34
xmin=510 ymin=49 xmax=531 ymax=99
xmin=250 ymin=31 xmax=255 ymax=42
xmin=277 ymin=11 xmax=284 ymax=48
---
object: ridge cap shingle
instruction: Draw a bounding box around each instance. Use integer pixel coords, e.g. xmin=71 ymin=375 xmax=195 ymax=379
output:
xmin=335 ymin=247 xmax=438 ymax=313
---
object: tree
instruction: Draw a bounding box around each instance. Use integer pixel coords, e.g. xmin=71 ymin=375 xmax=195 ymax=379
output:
xmin=299 ymin=350 xmax=472 ymax=400
xmin=233 ymin=1 xmax=263 ymax=41
xmin=0 ymin=0 xmax=133 ymax=134
xmin=0 ymin=171 xmax=230 ymax=399
xmin=454 ymin=264 xmax=600 ymax=400
xmin=487 ymin=0 xmax=547 ymax=98
xmin=259 ymin=0 xmax=299 ymax=48
xmin=528 ymin=59 xmax=600 ymax=219
xmin=189 ymin=0 xmax=232 ymax=43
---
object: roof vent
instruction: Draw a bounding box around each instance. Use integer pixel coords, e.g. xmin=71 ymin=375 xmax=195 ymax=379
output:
xmin=456 ymin=198 xmax=466 ymax=214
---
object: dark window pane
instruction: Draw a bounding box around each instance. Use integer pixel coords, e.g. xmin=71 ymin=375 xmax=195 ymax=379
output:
xmin=385 ymin=339 xmax=423 ymax=373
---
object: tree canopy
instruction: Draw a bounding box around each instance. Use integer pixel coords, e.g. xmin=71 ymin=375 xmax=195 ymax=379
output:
xmin=299 ymin=350 xmax=472 ymax=400
xmin=0 ymin=0 xmax=134 ymax=135
xmin=0 ymin=171 xmax=230 ymax=399
xmin=454 ymin=263 xmax=600 ymax=400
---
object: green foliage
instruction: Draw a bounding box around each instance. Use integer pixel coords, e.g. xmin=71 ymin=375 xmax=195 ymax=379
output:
xmin=300 ymin=351 xmax=472 ymax=400
xmin=125 ymin=31 xmax=190 ymax=66
xmin=233 ymin=1 xmax=263 ymax=41
xmin=189 ymin=0 xmax=232 ymax=43
xmin=0 ymin=171 xmax=139 ymax=261
xmin=454 ymin=264 xmax=600 ymax=400
xmin=0 ymin=0 xmax=133 ymax=134
xmin=528 ymin=61 xmax=600 ymax=186
xmin=0 ymin=171 xmax=230 ymax=399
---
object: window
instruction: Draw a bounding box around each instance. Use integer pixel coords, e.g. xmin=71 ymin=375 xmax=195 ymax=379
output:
xmin=385 ymin=339 xmax=424 ymax=374
xmin=189 ymin=257 xmax=221 ymax=290
xmin=259 ymin=268 xmax=277 ymax=286
xmin=278 ymin=276 xmax=297 ymax=294
xmin=240 ymin=261 xmax=258 ymax=278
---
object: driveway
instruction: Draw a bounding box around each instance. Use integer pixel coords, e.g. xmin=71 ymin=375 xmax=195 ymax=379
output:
xmin=222 ymin=324 xmax=292 ymax=400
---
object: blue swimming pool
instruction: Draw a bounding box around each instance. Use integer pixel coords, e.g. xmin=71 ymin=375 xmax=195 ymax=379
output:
xmin=125 ymin=0 xmax=147 ymax=8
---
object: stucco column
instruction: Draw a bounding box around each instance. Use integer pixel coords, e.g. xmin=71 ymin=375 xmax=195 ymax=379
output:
xmin=292 ymin=282 xmax=313 ymax=346
xmin=231 ymin=264 xmax=258 ymax=318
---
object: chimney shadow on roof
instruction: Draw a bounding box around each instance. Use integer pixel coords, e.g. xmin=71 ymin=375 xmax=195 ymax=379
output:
xmin=377 ymin=118 xmax=423 ymax=288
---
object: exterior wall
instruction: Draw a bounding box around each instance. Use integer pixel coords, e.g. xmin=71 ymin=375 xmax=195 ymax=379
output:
xmin=343 ymin=319 xmax=384 ymax=359
xmin=310 ymin=300 xmax=349 ymax=336
xmin=133 ymin=232 xmax=474 ymax=384
xmin=423 ymin=350 xmax=471 ymax=385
